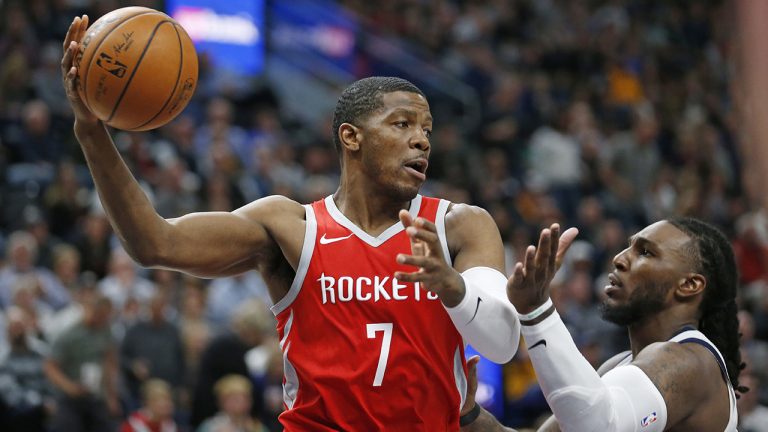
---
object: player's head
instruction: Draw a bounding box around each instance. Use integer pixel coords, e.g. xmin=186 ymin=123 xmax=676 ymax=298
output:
xmin=332 ymin=77 xmax=432 ymax=200
xmin=601 ymin=220 xmax=697 ymax=326
xmin=602 ymin=217 xmax=745 ymax=395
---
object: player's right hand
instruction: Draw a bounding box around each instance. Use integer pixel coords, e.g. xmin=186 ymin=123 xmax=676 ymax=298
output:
xmin=61 ymin=15 xmax=99 ymax=126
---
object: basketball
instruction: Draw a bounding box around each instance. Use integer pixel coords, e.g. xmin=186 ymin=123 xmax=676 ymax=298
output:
xmin=74 ymin=7 xmax=198 ymax=131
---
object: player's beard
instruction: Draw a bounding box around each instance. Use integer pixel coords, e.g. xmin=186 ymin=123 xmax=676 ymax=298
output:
xmin=599 ymin=280 xmax=669 ymax=326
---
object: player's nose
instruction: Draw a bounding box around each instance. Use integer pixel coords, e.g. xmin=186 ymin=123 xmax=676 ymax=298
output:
xmin=612 ymin=249 xmax=629 ymax=272
xmin=410 ymin=130 xmax=430 ymax=152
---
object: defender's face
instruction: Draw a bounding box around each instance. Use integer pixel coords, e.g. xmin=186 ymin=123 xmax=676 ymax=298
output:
xmin=358 ymin=91 xmax=433 ymax=200
xmin=602 ymin=221 xmax=694 ymax=325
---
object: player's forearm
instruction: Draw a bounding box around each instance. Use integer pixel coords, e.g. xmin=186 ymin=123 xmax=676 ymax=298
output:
xmin=521 ymin=310 xmax=667 ymax=432
xmin=461 ymin=406 xmax=517 ymax=432
xmin=74 ymin=120 xmax=169 ymax=264
xmin=445 ymin=267 xmax=520 ymax=363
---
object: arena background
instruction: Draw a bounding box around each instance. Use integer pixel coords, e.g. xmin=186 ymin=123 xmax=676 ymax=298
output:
xmin=1 ymin=0 xmax=767 ymax=431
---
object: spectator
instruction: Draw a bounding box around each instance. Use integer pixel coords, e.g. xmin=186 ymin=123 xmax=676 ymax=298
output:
xmin=99 ymin=247 xmax=155 ymax=313
xmin=121 ymin=293 xmax=185 ymax=410
xmin=197 ymin=374 xmax=269 ymax=432
xmin=121 ymin=379 xmax=179 ymax=432
xmin=738 ymin=373 xmax=768 ymax=432
xmin=43 ymin=293 xmax=119 ymax=432
xmin=191 ymin=299 xmax=274 ymax=429
xmin=0 ymin=230 xmax=69 ymax=310
xmin=0 ymin=306 xmax=53 ymax=432
xmin=206 ymin=271 xmax=270 ymax=329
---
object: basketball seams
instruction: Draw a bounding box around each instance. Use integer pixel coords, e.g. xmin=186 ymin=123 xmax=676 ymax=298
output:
xmin=131 ymin=23 xmax=184 ymax=131
xmin=106 ymin=19 xmax=175 ymax=123
xmin=81 ymin=10 xmax=157 ymax=112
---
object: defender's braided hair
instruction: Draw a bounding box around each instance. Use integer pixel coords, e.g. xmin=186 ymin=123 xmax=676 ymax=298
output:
xmin=667 ymin=217 xmax=748 ymax=397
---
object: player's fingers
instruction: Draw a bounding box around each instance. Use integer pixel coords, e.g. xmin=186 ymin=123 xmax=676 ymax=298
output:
xmin=63 ymin=16 xmax=78 ymax=51
xmin=393 ymin=269 xmax=428 ymax=283
xmin=549 ymin=224 xmax=560 ymax=264
xmin=77 ymin=15 xmax=89 ymax=42
xmin=396 ymin=253 xmax=436 ymax=270
xmin=413 ymin=217 xmax=437 ymax=233
xmin=555 ymin=227 xmax=580 ymax=268
xmin=399 ymin=209 xmax=414 ymax=228
xmin=405 ymin=226 xmax=439 ymax=246
xmin=507 ymin=262 xmax=524 ymax=293
xmin=466 ymin=355 xmax=480 ymax=392
xmin=61 ymin=41 xmax=75 ymax=74
xmin=523 ymin=245 xmax=535 ymax=277
xmin=534 ymin=228 xmax=551 ymax=266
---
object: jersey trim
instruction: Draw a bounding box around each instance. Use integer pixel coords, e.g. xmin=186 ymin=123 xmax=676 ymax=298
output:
xmin=436 ymin=199 xmax=452 ymax=267
xmin=323 ymin=195 xmax=423 ymax=247
xmin=453 ymin=345 xmax=467 ymax=408
xmin=271 ymin=205 xmax=317 ymax=316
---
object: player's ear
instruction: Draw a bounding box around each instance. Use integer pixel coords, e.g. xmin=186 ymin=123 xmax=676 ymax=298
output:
xmin=676 ymin=273 xmax=706 ymax=299
xmin=339 ymin=123 xmax=362 ymax=152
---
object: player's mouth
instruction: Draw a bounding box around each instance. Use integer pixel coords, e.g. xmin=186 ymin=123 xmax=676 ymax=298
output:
xmin=403 ymin=158 xmax=428 ymax=181
xmin=605 ymin=272 xmax=623 ymax=298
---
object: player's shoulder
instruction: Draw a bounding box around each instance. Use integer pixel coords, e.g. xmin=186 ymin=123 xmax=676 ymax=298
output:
xmin=632 ymin=340 xmax=717 ymax=388
xmin=445 ymin=202 xmax=494 ymax=226
xmin=236 ymin=195 xmax=307 ymax=221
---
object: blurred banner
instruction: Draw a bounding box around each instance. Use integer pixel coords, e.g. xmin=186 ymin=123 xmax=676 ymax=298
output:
xmin=166 ymin=0 xmax=265 ymax=75
xmin=270 ymin=0 xmax=357 ymax=75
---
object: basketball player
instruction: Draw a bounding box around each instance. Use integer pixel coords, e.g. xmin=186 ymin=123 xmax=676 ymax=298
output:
xmin=62 ymin=16 xmax=523 ymax=430
xmin=461 ymin=219 xmax=745 ymax=431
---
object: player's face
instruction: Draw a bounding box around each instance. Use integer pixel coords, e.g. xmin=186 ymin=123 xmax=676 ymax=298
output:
xmin=358 ymin=91 xmax=433 ymax=201
xmin=601 ymin=221 xmax=693 ymax=326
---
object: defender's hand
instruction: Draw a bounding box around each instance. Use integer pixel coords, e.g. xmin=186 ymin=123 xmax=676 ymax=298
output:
xmin=460 ymin=355 xmax=481 ymax=416
xmin=394 ymin=209 xmax=465 ymax=307
xmin=61 ymin=15 xmax=99 ymax=126
xmin=506 ymin=224 xmax=578 ymax=313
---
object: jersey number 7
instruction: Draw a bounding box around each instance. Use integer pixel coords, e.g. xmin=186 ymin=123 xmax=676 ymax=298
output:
xmin=366 ymin=323 xmax=393 ymax=387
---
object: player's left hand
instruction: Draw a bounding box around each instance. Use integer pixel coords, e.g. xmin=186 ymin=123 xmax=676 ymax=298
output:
xmin=506 ymin=223 xmax=579 ymax=314
xmin=394 ymin=209 xmax=465 ymax=307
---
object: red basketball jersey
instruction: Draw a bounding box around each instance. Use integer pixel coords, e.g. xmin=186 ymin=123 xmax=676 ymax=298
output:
xmin=272 ymin=195 xmax=468 ymax=431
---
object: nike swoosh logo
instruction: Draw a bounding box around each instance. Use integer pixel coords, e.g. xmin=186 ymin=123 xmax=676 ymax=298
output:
xmin=467 ymin=297 xmax=482 ymax=324
xmin=529 ymin=339 xmax=547 ymax=350
xmin=319 ymin=233 xmax=354 ymax=245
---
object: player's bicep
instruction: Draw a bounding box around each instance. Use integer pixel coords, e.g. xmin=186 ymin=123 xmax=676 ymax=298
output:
xmin=446 ymin=204 xmax=506 ymax=274
xmin=159 ymin=196 xmax=301 ymax=277
xmin=631 ymin=343 xmax=706 ymax=427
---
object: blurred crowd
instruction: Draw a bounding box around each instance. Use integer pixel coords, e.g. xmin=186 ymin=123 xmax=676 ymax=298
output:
xmin=0 ymin=0 xmax=767 ymax=431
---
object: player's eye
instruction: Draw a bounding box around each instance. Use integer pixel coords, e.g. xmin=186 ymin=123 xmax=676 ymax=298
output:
xmin=638 ymin=247 xmax=653 ymax=257
xmin=423 ymin=129 xmax=432 ymax=138
xmin=394 ymin=121 xmax=408 ymax=128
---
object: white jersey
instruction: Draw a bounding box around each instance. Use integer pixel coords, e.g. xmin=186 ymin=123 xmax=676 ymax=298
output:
xmin=614 ymin=326 xmax=738 ymax=431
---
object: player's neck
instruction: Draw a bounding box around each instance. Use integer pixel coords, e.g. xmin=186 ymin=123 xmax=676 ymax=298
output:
xmin=332 ymin=185 xmax=412 ymax=235
xmin=626 ymin=309 xmax=698 ymax=356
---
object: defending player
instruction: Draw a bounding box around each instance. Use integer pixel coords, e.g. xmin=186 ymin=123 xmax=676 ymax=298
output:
xmin=461 ymin=219 xmax=745 ymax=431
xmin=62 ymin=16 xmax=521 ymax=431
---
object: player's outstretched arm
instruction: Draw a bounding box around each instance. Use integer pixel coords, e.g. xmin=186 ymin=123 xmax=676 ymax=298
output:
xmin=508 ymin=226 xmax=712 ymax=432
xmin=62 ymin=16 xmax=299 ymax=277
xmin=395 ymin=204 xmax=519 ymax=363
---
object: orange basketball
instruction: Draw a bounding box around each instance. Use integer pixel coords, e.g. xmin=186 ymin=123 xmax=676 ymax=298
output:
xmin=74 ymin=7 xmax=198 ymax=131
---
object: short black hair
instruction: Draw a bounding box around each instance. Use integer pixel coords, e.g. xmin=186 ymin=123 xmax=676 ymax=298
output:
xmin=331 ymin=76 xmax=425 ymax=156
xmin=666 ymin=217 xmax=747 ymax=397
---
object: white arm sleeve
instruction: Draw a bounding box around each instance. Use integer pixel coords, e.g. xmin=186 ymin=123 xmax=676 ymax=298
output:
xmin=444 ymin=267 xmax=520 ymax=363
xmin=521 ymin=310 xmax=667 ymax=432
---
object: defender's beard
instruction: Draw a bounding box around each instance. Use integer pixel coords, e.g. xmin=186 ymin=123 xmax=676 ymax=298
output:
xmin=600 ymin=281 xmax=668 ymax=326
